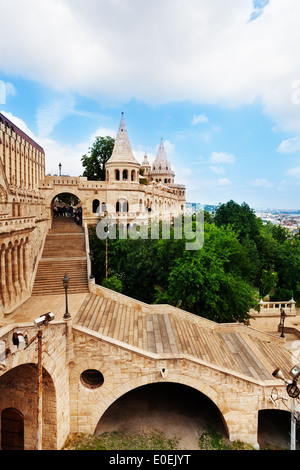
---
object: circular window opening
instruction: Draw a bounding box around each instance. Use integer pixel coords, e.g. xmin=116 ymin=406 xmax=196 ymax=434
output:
xmin=80 ymin=369 xmax=104 ymax=389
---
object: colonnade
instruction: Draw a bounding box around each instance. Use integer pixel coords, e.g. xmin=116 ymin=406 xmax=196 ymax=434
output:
xmin=0 ymin=237 xmax=30 ymax=310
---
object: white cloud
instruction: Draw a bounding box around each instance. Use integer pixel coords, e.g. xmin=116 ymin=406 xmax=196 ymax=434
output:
xmin=209 ymin=151 xmax=235 ymax=165
xmin=216 ymin=178 xmax=231 ymax=186
xmin=1 ymin=0 xmax=300 ymax=133
xmin=286 ymin=167 xmax=300 ymax=179
xmin=192 ymin=114 xmax=208 ymax=125
xmin=252 ymin=178 xmax=273 ymax=188
xmin=210 ymin=165 xmax=225 ymax=174
xmin=277 ymin=137 xmax=300 ymax=154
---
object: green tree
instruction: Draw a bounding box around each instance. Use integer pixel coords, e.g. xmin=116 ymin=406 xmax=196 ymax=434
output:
xmin=102 ymin=275 xmax=123 ymax=293
xmin=81 ymin=136 xmax=115 ymax=181
xmin=214 ymin=200 xmax=261 ymax=244
xmin=154 ymin=222 xmax=258 ymax=323
xmin=259 ymin=269 xmax=278 ymax=298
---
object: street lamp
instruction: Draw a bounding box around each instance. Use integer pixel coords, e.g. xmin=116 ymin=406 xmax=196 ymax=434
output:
xmin=271 ymin=366 xmax=300 ymax=450
xmin=58 ymin=162 xmax=62 ymax=176
xmin=11 ymin=312 xmax=55 ymax=450
xmin=89 ymin=251 xmax=94 ymax=279
xmin=104 ymin=224 xmax=109 ymax=279
xmin=62 ymin=272 xmax=71 ymax=319
xmin=280 ymin=307 xmax=286 ymax=338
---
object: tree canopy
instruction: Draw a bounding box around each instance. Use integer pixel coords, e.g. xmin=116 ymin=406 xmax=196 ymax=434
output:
xmin=89 ymin=200 xmax=299 ymax=324
xmin=81 ymin=136 xmax=115 ymax=181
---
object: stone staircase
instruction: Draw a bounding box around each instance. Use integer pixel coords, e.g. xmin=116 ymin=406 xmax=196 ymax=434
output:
xmin=32 ymin=217 xmax=90 ymax=296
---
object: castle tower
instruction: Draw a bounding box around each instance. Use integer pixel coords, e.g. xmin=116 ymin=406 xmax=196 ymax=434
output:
xmin=149 ymin=138 xmax=175 ymax=185
xmin=140 ymin=152 xmax=151 ymax=180
xmin=105 ymin=113 xmax=140 ymax=183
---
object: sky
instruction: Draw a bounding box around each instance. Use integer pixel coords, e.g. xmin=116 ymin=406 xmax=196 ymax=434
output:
xmin=1 ymin=0 xmax=300 ymax=210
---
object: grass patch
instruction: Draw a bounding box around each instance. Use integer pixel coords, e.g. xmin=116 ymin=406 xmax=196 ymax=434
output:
xmin=198 ymin=428 xmax=254 ymax=450
xmin=63 ymin=430 xmax=180 ymax=450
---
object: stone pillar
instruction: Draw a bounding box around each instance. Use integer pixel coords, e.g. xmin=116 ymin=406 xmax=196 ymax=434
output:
xmin=23 ymin=240 xmax=29 ymax=289
xmin=0 ymin=244 xmax=9 ymax=309
xmin=12 ymin=241 xmax=21 ymax=298
xmin=5 ymin=244 xmax=13 ymax=306
xmin=18 ymin=241 xmax=26 ymax=291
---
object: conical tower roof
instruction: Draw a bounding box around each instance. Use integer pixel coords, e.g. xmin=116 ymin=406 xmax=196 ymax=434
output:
xmin=154 ymin=139 xmax=170 ymax=167
xmin=106 ymin=113 xmax=139 ymax=166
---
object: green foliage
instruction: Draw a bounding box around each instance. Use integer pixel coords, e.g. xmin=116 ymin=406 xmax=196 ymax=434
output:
xmin=81 ymin=136 xmax=115 ymax=181
xmin=198 ymin=428 xmax=254 ymax=450
xmin=88 ymin=201 xmax=300 ymax=323
xmin=63 ymin=431 xmax=180 ymax=450
xmin=259 ymin=269 xmax=278 ymax=299
xmin=102 ymin=275 xmax=123 ymax=293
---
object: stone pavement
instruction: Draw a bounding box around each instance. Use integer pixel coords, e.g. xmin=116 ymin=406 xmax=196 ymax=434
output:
xmin=1 ymin=293 xmax=89 ymax=326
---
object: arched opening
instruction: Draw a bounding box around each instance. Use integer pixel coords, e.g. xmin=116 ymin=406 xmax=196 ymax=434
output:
xmin=94 ymin=383 xmax=228 ymax=450
xmin=115 ymin=169 xmax=120 ymax=181
xmin=131 ymin=170 xmax=136 ymax=182
xmin=116 ymin=199 xmax=129 ymax=213
xmin=122 ymin=169 xmax=128 ymax=181
xmin=0 ymin=364 xmax=57 ymax=450
xmin=92 ymin=199 xmax=100 ymax=214
xmin=80 ymin=369 xmax=104 ymax=389
xmin=258 ymin=409 xmax=300 ymax=450
xmin=1 ymin=408 xmax=24 ymax=450
xmin=51 ymin=192 xmax=82 ymax=225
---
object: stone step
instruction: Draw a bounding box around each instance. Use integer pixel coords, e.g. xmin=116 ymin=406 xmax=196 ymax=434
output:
xmin=32 ymin=217 xmax=89 ymax=295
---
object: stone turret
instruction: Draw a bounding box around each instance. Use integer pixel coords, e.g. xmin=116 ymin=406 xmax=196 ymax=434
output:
xmin=149 ymin=139 xmax=175 ymax=185
xmin=105 ymin=113 xmax=140 ymax=183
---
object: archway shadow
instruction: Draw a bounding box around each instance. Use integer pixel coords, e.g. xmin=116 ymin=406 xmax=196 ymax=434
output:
xmin=95 ymin=383 xmax=228 ymax=450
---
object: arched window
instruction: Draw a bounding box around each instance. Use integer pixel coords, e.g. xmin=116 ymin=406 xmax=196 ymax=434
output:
xmin=131 ymin=170 xmax=135 ymax=181
xmin=92 ymin=199 xmax=100 ymax=213
xmin=115 ymin=169 xmax=120 ymax=181
xmin=123 ymin=200 xmax=129 ymax=212
xmin=116 ymin=199 xmax=129 ymax=213
xmin=123 ymin=169 xmax=128 ymax=180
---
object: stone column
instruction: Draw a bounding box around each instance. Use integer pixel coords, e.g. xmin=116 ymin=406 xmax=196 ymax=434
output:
xmin=12 ymin=241 xmax=21 ymax=298
xmin=0 ymin=244 xmax=9 ymax=309
xmin=18 ymin=241 xmax=26 ymax=291
xmin=23 ymin=240 xmax=30 ymax=289
xmin=5 ymin=244 xmax=13 ymax=306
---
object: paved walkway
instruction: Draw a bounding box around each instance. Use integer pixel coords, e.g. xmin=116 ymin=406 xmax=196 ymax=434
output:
xmin=1 ymin=293 xmax=89 ymax=325
xmin=2 ymin=289 xmax=300 ymax=385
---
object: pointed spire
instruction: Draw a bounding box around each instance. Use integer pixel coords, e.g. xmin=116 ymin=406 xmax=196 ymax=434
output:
xmin=106 ymin=113 xmax=139 ymax=165
xmin=154 ymin=138 xmax=170 ymax=167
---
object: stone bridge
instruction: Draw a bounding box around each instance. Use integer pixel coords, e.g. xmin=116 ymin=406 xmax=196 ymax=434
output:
xmin=0 ymin=281 xmax=299 ymax=450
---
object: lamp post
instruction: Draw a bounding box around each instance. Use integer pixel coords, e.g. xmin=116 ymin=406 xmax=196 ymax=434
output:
xmin=89 ymin=251 xmax=94 ymax=279
xmin=11 ymin=312 xmax=55 ymax=450
xmin=105 ymin=224 xmax=109 ymax=279
xmin=280 ymin=307 xmax=286 ymax=338
xmin=62 ymin=272 xmax=71 ymax=319
xmin=271 ymin=366 xmax=300 ymax=450
xmin=58 ymin=162 xmax=62 ymax=176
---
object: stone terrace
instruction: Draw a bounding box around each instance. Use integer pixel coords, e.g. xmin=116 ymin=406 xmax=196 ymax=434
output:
xmin=74 ymin=288 xmax=296 ymax=383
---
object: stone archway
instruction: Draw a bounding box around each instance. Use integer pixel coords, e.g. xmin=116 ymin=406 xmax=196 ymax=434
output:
xmin=1 ymin=407 xmax=24 ymax=450
xmin=0 ymin=363 xmax=57 ymax=450
xmin=94 ymin=382 xmax=228 ymax=449
xmin=258 ymin=409 xmax=300 ymax=450
xmin=51 ymin=192 xmax=81 ymax=219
